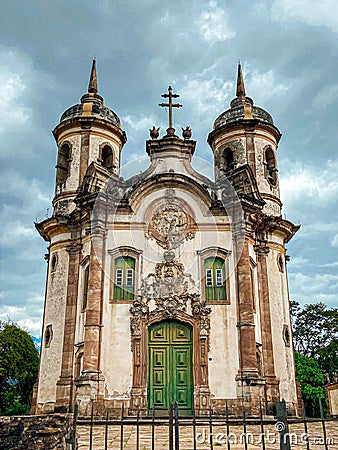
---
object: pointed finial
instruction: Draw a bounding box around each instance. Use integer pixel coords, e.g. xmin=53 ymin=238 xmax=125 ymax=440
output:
xmin=88 ymin=59 xmax=98 ymax=94
xmin=236 ymin=62 xmax=246 ymax=98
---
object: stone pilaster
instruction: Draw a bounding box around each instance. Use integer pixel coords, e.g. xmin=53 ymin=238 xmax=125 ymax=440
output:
xmin=235 ymin=239 xmax=265 ymax=414
xmin=236 ymin=240 xmax=258 ymax=377
xmin=56 ymin=243 xmax=82 ymax=412
xmin=254 ymin=243 xmax=280 ymax=414
xmin=76 ymin=222 xmax=105 ymax=415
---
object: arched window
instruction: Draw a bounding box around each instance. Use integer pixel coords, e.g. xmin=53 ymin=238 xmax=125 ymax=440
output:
xmin=82 ymin=266 xmax=90 ymax=310
xmin=204 ymin=257 xmax=226 ymax=301
xmin=101 ymin=145 xmax=114 ymax=169
xmin=56 ymin=143 xmax=70 ymax=185
xmin=113 ymin=256 xmax=135 ymax=300
xmin=265 ymin=148 xmax=277 ymax=186
xmin=221 ymin=148 xmax=234 ymax=172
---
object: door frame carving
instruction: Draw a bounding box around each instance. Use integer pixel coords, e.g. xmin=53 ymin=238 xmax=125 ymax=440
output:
xmin=130 ymin=304 xmax=211 ymax=415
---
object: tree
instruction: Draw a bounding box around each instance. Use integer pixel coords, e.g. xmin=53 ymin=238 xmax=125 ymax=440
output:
xmin=0 ymin=321 xmax=39 ymax=415
xmin=291 ymin=301 xmax=338 ymax=416
xmin=290 ymin=301 xmax=338 ymax=359
xmin=317 ymin=338 xmax=338 ymax=384
xmin=294 ymin=352 xmax=326 ymax=417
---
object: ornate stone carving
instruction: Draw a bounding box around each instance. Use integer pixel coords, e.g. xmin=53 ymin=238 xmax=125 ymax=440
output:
xmin=147 ymin=201 xmax=195 ymax=249
xmin=148 ymin=253 xmax=193 ymax=295
xmin=148 ymin=205 xmax=189 ymax=249
xmin=130 ymin=251 xmax=211 ymax=334
xmin=129 ymin=251 xmax=212 ymax=413
xmin=130 ymin=299 xmax=149 ymax=338
xmin=191 ymin=297 xmax=211 ymax=335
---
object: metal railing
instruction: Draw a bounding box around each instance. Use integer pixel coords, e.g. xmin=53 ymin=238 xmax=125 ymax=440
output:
xmin=73 ymin=399 xmax=337 ymax=450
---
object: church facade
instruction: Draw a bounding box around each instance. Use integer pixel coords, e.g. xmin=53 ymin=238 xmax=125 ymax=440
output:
xmin=33 ymin=61 xmax=300 ymax=417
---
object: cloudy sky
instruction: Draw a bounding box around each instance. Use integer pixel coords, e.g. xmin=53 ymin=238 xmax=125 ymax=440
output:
xmin=1 ymin=0 xmax=337 ymax=338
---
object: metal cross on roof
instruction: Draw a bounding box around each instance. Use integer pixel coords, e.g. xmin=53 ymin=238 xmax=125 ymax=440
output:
xmin=159 ymin=86 xmax=182 ymax=131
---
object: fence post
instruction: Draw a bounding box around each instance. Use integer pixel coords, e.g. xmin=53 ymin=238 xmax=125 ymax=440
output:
xmin=72 ymin=403 xmax=78 ymax=450
xmin=242 ymin=406 xmax=248 ymax=450
xmin=319 ymin=398 xmax=329 ymax=450
xmin=192 ymin=405 xmax=197 ymax=450
xmin=104 ymin=409 xmax=109 ymax=450
xmin=169 ymin=402 xmax=174 ymax=450
xmin=174 ymin=402 xmax=179 ymax=450
xmin=152 ymin=405 xmax=155 ymax=450
xmin=259 ymin=401 xmax=266 ymax=450
xmin=120 ymin=402 xmax=124 ymax=450
xmin=89 ymin=400 xmax=94 ymax=450
xmin=225 ymin=400 xmax=231 ymax=450
xmin=276 ymin=400 xmax=291 ymax=450
xmin=209 ymin=407 xmax=213 ymax=450
xmin=301 ymin=400 xmax=310 ymax=450
xmin=136 ymin=408 xmax=140 ymax=450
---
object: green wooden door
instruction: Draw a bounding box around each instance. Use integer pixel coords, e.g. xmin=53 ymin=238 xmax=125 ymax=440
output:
xmin=148 ymin=321 xmax=193 ymax=414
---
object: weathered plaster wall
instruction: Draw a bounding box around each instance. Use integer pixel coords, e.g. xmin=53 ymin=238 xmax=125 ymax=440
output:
xmin=37 ymin=249 xmax=69 ymax=410
xmin=266 ymin=238 xmax=297 ymax=405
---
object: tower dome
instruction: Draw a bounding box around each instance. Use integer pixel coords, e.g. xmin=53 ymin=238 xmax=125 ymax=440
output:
xmin=213 ymin=64 xmax=274 ymax=130
xmin=52 ymin=60 xmax=127 ymax=216
xmin=59 ymin=60 xmax=122 ymax=128
xmin=208 ymin=63 xmax=282 ymax=217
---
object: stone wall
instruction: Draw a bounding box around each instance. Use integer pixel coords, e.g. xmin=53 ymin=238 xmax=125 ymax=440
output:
xmin=0 ymin=414 xmax=74 ymax=450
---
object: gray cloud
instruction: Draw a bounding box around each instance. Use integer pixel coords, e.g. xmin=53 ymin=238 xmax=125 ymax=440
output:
xmin=1 ymin=0 xmax=337 ymax=336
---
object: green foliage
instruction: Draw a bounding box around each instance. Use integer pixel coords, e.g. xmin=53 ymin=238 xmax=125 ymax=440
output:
xmin=291 ymin=301 xmax=338 ymax=417
xmin=290 ymin=301 xmax=338 ymax=360
xmin=294 ymin=351 xmax=326 ymax=417
xmin=295 ymin=352 xmax=325 ymax=399
xmin=317 ymin=338 xmax=338 ymax=384
xmin=0 ymin=321 xmax=39 ymax=415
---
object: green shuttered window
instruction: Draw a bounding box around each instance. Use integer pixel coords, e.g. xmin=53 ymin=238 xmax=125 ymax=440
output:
xmin=204 ymin=257 xmax=226 ymax=301
xmin=113 ymin=257 xmax=135 ymax=300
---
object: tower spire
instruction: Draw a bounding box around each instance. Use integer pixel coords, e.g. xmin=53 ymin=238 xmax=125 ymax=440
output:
xmin=88 ymin=59 xmax=98 ymax=94
xmin=236 ymin=62 xmax=246 ymax=98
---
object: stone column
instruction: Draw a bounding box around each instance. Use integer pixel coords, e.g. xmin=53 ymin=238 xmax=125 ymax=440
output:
xmin=255 ymin=244 xmax=280 ymax=413
xmin=56 ymin=243 xmax=82 ymax=412
xmin=236 ymin=240 xmax=258 ymax=376
xmin=235 ymin=239 xmax=265 ymax=415
xmin=76 ymin=221 xmax=106 ymax=415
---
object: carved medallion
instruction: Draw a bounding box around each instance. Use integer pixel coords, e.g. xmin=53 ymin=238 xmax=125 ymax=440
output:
xmin=147 ymin=205 xmax=195 ymax=249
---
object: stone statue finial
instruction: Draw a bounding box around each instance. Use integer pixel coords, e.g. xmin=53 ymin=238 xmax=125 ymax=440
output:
xmin=149 ymin=126 xmax=160 ymax=139
xmin=182 ymin=126 xmax=192 ymax=140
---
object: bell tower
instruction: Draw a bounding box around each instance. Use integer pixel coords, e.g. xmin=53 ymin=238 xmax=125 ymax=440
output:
xmin=52 ymin=60 xmax=127 ymax=217
xmin=208 ymin=63 xmax=282 ymax=217
xmin=34 ymin=61 xmax=127 ymax=414
xmin=208 ymin=64 xmax=300 ymax=415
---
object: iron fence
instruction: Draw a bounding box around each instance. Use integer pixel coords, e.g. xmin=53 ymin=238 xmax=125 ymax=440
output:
xmin=73 ymin=399 xmax=337 ymax=450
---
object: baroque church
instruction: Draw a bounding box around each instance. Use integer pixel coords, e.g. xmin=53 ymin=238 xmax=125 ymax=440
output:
xmin=32 ymin=61 xmax=300 ymax=417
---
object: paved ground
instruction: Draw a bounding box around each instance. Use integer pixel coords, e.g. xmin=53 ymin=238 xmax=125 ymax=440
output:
xmin=76 ymin=420 xmax=338 ymax=449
